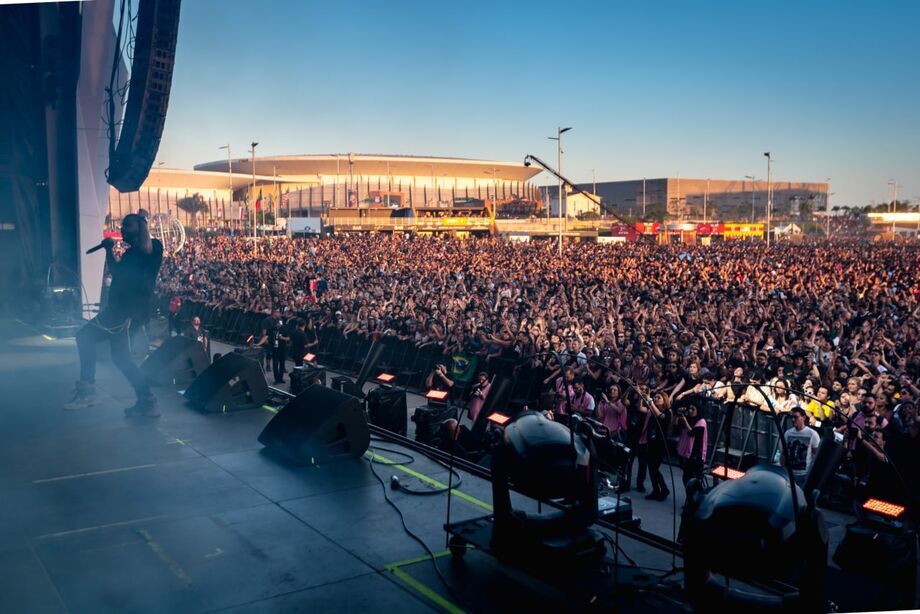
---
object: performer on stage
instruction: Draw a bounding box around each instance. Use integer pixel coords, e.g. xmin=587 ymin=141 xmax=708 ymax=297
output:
xmin=64 ymin=214 xmax=164 ymax=416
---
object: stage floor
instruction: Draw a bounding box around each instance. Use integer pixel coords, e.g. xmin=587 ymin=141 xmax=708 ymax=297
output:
xmin=1 ymin=319 xmax=868 ymax=612
xmin=0 ymin=320 xmax=686 ymax=613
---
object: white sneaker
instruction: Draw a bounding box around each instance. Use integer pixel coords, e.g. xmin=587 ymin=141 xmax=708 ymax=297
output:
xmin=63 ymin=381 xmax=96 ymax=410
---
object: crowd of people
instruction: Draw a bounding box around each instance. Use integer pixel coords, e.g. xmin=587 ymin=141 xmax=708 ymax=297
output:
xmin=159 ymin=233 xmax=920 ymax=507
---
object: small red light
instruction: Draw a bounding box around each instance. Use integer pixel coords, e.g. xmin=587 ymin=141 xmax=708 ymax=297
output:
xmin=711 ymin=465 xmax=746 ymax=480
xmin=426 ymin=390 xmax=448 ymax=400
xmin=862 ymin=498 xmax=905 ymax=519
xmin=488 ymin=412 xmax=510 ymax=425
xmin=376 ymin=373 xmax=395 ymax=383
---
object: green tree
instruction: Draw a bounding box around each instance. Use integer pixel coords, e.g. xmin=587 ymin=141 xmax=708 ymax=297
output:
xmin=176 ymin=193 xmax=209 ymax=228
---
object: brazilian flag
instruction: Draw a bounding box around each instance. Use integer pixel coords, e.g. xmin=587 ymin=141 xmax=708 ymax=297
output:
xmin=449 ymin=352 xmax=478 ymax=383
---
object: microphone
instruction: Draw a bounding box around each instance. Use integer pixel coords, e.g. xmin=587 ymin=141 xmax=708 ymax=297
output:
xmin=85 ymin=239 xmax=112 ymax=255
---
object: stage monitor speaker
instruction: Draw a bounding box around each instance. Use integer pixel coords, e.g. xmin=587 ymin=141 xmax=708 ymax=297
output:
xmin=331 ymin=374 xmax=364 ymax=399
xmin=290 ymin=366 xmax=326 ymax=395
xmin=142 ymin=335 xmax=209 ymax=386
xmin=412 ymin=404 xmax=459 ymax=445
xmin=184 ymin=351 xmax=267 ymax=413
xmin=258 ymin=385 xmax=369 ymax=465
xmin=367 ymin=386 xmax=407 ymax=436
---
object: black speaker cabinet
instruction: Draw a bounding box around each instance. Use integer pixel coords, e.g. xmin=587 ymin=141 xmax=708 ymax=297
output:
xmin=290 ymin=366 xmax=326 ymax=395
xmin=411 ymin=404 xmax=459 ymax=445
xmin=142 ymin=335 xmax=210 ymax=387
xmin=184 ymin=352 xmax=268 ymax=413
xmin=258 ymin=385 xmax=369 ymax=465
xmin=367 ymin=386 xmax=407 ymax=436
xmin=331 ymin=374 xmax=364 ymax=399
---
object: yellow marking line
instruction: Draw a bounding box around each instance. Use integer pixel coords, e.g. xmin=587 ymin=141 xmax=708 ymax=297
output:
xmin=42 ymin=334 xmax=55 ymax=341
xmin=390 ymin=567 xmax=464 ymax=614
xmin=366 ymin=451 xmax=493 ymax=512
xmin=32 ymin=464 xmax=157 ymax=484
xmin=384 ymin=549 xmax=452 ymax=571
xmin=261 ymin=404 xmax=278 ymax=413
xmin=37 ymin=515 xmax=169 ymax=540
xmin=138 ymin=528 xmax=193 ymax=586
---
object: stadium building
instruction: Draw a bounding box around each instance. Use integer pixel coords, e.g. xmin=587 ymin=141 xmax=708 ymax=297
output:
xmin=108 ymin=154 xmax=542 ymax=230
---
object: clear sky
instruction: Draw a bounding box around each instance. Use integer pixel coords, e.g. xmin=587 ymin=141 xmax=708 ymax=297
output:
xmin=156 ymin=0 xmax=919 ymax=207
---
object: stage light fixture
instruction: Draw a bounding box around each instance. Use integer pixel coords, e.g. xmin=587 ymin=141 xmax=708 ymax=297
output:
xmin=375 ymin=372 xmax=395 ymax=383
xmin=303 ymin=353 xmax=316 ymax=363
xmin=711 ymin=465 xmax=746 ymax=480
xmin=487 ymin=412 xmax=510 ymax=426
xmin=862 ymin=498 xmax=906 ymax=519
xmin=425 ymin=389 xmax=448 ymax=401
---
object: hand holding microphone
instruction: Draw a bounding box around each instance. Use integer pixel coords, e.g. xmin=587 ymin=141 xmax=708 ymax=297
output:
xmin=86 ymin=238 xmax=116 ymax=255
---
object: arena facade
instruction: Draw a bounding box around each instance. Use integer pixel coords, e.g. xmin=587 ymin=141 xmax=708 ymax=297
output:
xmin=567 ymin=178 xmax=830 ymax=223
xmin=107 ymin=154 xmax=542 ymax=227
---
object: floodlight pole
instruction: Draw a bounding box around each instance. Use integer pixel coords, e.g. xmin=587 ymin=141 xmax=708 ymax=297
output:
xmin=764 ymin=153 xmax=772 ymax=246
xmin=250 ymin=142 xmax=258 ymax=238
xmin=219 ymin=144 xmax=232 ymax=231
xmin=548 ymin=127 xmax=572 ymax=256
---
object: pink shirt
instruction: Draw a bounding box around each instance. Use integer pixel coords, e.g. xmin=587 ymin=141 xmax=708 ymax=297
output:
xmin=597 ymin=399 xmax=628 ymax=434
xmin=468 ymin=382 xmax=490 ymax=422
xmin=554 ymin=377 xmax=575 ymax=415
xmin=571 ymin=391 xmax=595 ymax=415
xmin=677 ymin=417 xmax=708 ymax=460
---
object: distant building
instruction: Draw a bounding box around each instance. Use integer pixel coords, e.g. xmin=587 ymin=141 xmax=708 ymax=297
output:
xmin=546 ymin=178 xmax=829 ymax=222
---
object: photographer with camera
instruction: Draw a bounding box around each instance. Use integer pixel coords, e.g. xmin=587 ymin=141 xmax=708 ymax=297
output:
xmin=425 ymin=361 xmax=455 ymax=400
xmin=467 ymin=371 xmax=490 ymax=422
xmin=676 ymin=401 xmax=708 ymax=490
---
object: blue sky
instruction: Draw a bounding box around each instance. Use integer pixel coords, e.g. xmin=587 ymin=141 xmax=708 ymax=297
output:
xmin=156 ymin=0 xmax=919 ymax=207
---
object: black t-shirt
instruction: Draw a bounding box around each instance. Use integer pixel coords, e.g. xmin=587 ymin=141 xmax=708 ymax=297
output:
xmin=290 ymin=329 xmax=308 ymax=360
xmin=184 ymin=325 xmax=207 ymax=344
xmin=107 ymin=239 xmax=163 ymax=321
xmin=261 ymin=316 xmax=286 ymax=349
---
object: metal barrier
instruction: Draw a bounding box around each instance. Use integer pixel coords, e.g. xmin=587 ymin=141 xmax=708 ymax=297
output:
xmin=168 ymin=300 xmax=792 ymax=472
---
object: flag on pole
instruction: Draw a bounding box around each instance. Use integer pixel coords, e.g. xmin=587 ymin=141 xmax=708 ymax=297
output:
xmin=255 ymin=188 xmax=263 ymax=212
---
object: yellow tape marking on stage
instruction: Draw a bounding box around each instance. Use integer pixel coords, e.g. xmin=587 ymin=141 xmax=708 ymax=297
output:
xmin=261 ymin=405 xmax=278 ymax=413
xmin=42 ymin=334 xmax=55 ymax=341
xmin=384 ymin=549 xmax=452 ymax=571
xmin=365 ymin=451 xmax=493 ymax=512
xmin=389 ymin=567 xmax=464 ymax=614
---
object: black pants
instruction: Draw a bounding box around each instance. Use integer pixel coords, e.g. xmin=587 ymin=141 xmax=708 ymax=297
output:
xmin=647 ymin=445 xmax=668 ymax=495
xmin=633 ymin=443 xmax=649 ymax=489
xmin=681 ymin=457 xmax=704 ymax=487
xmin=271 ymin=347 xmax=287 ymax=382
xmin=76 ymin=313 xmax=150 ymax=399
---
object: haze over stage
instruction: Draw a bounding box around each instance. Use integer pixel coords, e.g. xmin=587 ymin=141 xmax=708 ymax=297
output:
xmin=0 ymin=318 xmax=685 ymax=613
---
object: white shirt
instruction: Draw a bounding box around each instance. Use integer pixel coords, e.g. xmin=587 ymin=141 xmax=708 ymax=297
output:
xmin=784 ymin=425 xmax=821 ymax=478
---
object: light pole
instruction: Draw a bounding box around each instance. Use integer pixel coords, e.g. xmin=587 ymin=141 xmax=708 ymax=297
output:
xmin=745 ymin=175 xmax=756 ymax=224
xmin=548 ymin=126 xmax=571 ymax=255
xmin=704 ymin=177 xmax=710 ymax=224
xmin=250 ymin=142 xmax=258 ymax=238
xmin=219 ymin=145 xmax=232 ymax=231
xmin=764 ymin=153 xmax=773 ymax=246
xmin=642 ymin=177 xmax=647 ymax=218
xmin=888 ymin=179 xmax=901 ymax=235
